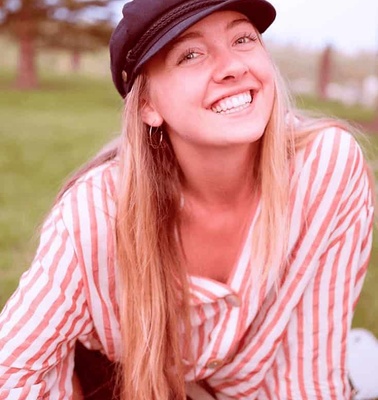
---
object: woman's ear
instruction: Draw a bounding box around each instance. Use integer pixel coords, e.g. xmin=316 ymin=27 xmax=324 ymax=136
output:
xmin=140 ymin=97 xmax=164 ymax=127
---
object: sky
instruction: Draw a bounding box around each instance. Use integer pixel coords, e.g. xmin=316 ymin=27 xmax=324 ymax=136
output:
xmin=113 ymin=0 xmax=377 ymax=55
xmin=263 ymin=0 xmax=378 ymax=54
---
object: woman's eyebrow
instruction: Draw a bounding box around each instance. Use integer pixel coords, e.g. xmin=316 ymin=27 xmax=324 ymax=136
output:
xmin=227 ymin=17 xmax=252 ymax=29
xmin=166 ymin=31 xmax=203 ymax=53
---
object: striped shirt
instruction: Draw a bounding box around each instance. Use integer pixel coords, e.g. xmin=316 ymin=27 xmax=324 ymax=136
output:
xmin=0 ymin=128 xmax=374 ymax=399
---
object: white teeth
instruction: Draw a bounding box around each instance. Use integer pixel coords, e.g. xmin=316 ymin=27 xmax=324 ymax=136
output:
xmin=211 ymin=91 xmax=253 ymax=114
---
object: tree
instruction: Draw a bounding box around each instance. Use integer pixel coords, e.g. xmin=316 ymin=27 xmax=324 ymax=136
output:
xmin=317 ymin=45 xmax=333 ymax=100
xmin=0 ymin=0 xmax=120 ymax=89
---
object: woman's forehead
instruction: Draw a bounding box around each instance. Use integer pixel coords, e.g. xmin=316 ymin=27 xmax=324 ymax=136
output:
xmin=166 ymin=10 xmax=255 ymax=51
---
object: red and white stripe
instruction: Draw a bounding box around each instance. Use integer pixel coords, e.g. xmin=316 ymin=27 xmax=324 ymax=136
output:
xmin=0 ymin=128 xmax=374 ymax=399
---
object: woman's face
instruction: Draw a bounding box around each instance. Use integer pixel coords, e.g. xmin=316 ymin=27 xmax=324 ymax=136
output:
xmin=142 ymin=10 xmax=275 ymax=149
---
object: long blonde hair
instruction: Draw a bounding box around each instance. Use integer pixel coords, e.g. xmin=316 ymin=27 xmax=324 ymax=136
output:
xmin=115 ymin=74 xmax=191 ymax=399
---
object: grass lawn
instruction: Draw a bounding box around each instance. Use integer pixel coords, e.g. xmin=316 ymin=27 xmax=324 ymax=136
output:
xmin=297 ymin=94 xmax=376 ymax=123
xmin=0 ymin=71 xmax=122 ymax=306
xmin=0 ymin=71 xmax=377 ymax=337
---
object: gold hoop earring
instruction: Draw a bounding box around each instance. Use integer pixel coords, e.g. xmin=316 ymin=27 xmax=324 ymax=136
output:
xmin=148 ymin=125 xmax=164 ymax=149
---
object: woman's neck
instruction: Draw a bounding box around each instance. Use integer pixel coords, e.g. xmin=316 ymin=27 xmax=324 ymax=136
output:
xmin=176 ymin=142 xmax=258 ymax=207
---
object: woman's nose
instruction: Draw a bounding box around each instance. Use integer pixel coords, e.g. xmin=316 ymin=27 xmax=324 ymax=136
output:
xmin=211 ymin=49 xmax=249 ymax=83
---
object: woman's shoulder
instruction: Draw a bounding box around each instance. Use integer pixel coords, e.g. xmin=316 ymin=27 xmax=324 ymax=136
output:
xmin=291 ymin=124 xmax=372 ymax=206
xmin=294 ymin=125 xmax=366 ymax=176
xmin=310 ymin=125 xmax=360 ymax=150
xmin=59 ymin=158 xmax=119 ymax=207
xmin=45 ymin=158 xmax=121 ymax=238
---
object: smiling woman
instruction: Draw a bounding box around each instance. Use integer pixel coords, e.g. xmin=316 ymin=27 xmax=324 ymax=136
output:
xmin=0 ymin=0 xmax=375 ymax=399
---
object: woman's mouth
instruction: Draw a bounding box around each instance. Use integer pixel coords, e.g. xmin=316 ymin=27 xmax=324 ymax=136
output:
xmin=211 ymin=91 xmax=253 ymax=114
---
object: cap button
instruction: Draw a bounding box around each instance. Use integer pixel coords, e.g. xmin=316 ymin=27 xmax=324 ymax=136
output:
xmin=206 ymin=358 xmax=223 ymax=369
xmin=122 ymin=70 xmax=128 ymax=82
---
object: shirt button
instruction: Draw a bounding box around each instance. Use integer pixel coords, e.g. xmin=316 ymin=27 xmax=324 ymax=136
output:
xmin=206 ymin=359 xmax=223 ymax=369
xmin=224 ymin=294 xmax=241 ymax=307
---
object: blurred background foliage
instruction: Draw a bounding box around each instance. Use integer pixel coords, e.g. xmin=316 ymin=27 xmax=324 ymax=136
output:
xmin=0 ymin=0 xmax=121 ymax=88
xmin=0 ymin=1 xmax=378 ymax=338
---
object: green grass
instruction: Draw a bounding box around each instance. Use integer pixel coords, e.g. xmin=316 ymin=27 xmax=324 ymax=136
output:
xmin=0 ymin=71 xmax=122 ymax=305
xmin=0 ymin=72 xmax=378 ymax=339
xmin=296 ymin=94 xmax=376 ymax=123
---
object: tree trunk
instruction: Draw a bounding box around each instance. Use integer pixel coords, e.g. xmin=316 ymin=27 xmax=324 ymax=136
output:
xmin=71 ymin=50 xmax=81 ymax=73
xmin=16 ymin=22 xmax=38 ymax=90
xmin=317 ymin=45 xmax=332 ymax=100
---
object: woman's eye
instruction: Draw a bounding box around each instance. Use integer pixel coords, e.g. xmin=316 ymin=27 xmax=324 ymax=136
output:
xmin=178 ymin=49 xmax=200 ymax=64
xmin=235 ymin=33 xmax=258 ymax=45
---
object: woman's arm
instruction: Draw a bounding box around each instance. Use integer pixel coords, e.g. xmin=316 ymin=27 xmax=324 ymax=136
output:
xmin=263 ymin=129 xmax=374 ymax=399
xmin=0 ymin=200 xmax=93 ymax=399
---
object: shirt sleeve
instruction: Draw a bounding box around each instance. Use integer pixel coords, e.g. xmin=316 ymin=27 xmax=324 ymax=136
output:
xmin=0 ymin=201 xmax=94 ymax=399
xmin=264 ymin=129 xmax=374 ymax=399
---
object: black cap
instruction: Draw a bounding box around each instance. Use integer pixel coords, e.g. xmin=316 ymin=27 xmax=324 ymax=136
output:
xmin=110 ymin=0 xmax=276 ymax=97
